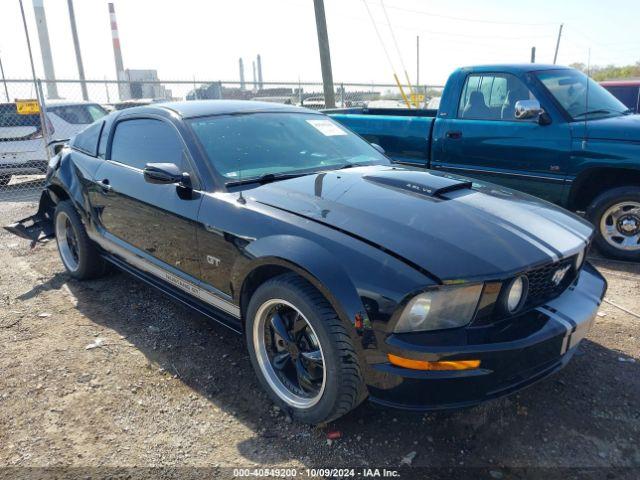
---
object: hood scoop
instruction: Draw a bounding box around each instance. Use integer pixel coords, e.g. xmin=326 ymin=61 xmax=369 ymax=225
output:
xmin=363 ymin=172 xmax=473 ymax=199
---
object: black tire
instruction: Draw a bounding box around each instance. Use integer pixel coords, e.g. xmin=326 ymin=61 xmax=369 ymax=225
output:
xmin=54 ymin=200 xmax=107 ymax=279
xmin=245 ymin=273 xmax=366 ymax=424
xmin=0 ymin=174 xmax=11 ymax=187
xmin=586 ymin=186 xmax=640 ymax=261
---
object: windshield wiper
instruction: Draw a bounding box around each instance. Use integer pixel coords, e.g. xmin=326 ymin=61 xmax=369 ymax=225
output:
xmin=573 ymin=109 xmax=612 ymax=118
xmin=335 ymin=162 xmax=370 ymax=170
xmin=225 ymin=172 xmax=309 ymax=187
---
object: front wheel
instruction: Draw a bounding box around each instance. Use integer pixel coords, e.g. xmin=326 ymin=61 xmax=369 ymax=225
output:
xmin=587 ymin=186 xmax=640 ymax=261
xmin=245 ymin=274 xmax=366 ymax=424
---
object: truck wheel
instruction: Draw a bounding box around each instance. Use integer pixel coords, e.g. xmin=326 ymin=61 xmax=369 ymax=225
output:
xmin=0 ymin=174 xmax=11 ymax=187
xmin=245 ymin=273 xmax=366 ymax=424
xmin=586 ymin=186 xmax=640 ymax=261
xmin=54 ymin=200 xmax=107 ymax=279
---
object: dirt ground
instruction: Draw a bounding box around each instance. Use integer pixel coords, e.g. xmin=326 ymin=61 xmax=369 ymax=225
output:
xmin=1 ymin=196 xmax=639 ymax=480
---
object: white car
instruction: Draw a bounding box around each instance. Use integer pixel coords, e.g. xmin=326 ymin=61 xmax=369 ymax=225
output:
xmin=0 ymin=101 xmax=107 ymax=186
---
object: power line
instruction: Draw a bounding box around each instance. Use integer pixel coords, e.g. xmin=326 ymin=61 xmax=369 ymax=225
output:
xmin=379 ymin=2 xmax=559 ymax=26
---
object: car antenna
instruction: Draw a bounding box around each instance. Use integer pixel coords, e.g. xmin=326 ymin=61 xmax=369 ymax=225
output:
xmin=583 ymin=48 xmax=591 ymax=148
xmin=236 ymin=153 xmax=246 ymax=204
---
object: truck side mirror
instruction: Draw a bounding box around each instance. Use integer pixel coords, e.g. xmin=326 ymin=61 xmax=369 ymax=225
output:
xmin=515 ymin=100 xmax=551 ymax=125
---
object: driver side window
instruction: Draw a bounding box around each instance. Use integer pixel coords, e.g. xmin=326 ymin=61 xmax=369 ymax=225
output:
xmin=458 ymin=73 xmax=537 ymax=121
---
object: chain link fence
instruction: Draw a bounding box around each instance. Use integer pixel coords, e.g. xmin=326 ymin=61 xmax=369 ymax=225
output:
xmin=0 ymin=78 xmax=443 ymax=213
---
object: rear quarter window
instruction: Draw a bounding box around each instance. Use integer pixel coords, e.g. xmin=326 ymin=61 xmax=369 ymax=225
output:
xmin=71 ymin=121 xmax=104 ymax=156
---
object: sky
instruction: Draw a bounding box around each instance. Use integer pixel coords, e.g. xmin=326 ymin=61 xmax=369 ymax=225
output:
xmin=0 ymin=0 xmax=639 ymax=87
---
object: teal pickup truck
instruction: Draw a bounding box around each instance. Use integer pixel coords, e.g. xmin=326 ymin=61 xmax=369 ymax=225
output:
xmin=328 ymin=64 xmax=640 ymax=261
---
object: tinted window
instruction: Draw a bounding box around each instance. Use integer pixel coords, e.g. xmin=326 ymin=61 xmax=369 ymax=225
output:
xmin=72 ymin=121 xmax=103 ymax=156
xmin=189 ymin=113 xmax=389 ymax=180
xmin=458 ymin=73 xmax=535 ymax=120
xmin=110 ymin=119 xmax=184 ymax=170
xmin=49 ymin=104 xmax=108 ymax=124
xmin=0 ymin=103 xmax=41 ymax=127
xmin=603 ymin=85 xmax=639 ymax=112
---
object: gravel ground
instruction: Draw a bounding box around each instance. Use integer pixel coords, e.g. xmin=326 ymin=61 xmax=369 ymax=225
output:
xmin=0 ymin=196 xmax=639 ymax=479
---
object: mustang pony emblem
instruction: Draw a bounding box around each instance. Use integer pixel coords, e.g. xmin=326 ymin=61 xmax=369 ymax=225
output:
xmin=551 ymin=265 xmax=571 ymax=286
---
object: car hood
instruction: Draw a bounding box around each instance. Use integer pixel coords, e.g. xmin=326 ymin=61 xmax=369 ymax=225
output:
xmin=247 ymin=165 xmax=593 ymax=282
xmin=573 ymin=114 xmax=640 ymax=142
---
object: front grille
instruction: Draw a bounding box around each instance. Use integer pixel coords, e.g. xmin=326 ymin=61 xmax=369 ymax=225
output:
xmin=524 ymin=256 xmax=577 ymax=308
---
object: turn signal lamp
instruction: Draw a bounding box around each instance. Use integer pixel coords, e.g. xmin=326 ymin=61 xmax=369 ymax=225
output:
xmin=387 ymin=354 xmax=480 ymax=371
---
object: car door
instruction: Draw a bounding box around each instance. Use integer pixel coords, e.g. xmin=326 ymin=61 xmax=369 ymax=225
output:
xmin=92 ymin=116 xmax=202 ymax=279
xmin=432 ymin=72 xmax=571 ymax=204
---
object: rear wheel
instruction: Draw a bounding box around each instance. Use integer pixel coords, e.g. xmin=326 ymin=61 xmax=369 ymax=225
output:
xmin=587 ymin=186 xmax=640 ymax=261
xmin=54 ymin=200 xmax=107 ymax=279
xmin=0 ymin=174 xmax=11 ymax=187
xmin=245 ymin=273 xmax=366 ymax=424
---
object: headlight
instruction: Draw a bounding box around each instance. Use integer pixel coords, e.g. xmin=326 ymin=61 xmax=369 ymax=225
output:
xmin=394 ymin=284 xmax=483 ymax=333
xmin=505 ymin=275 xmax=528 ymax=313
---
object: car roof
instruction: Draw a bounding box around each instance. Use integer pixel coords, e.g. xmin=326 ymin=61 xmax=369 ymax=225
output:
xmin=459 ymin=64 xmax=571 ymax=74
xmin=119 ymin=99 xmax=317 ymax=119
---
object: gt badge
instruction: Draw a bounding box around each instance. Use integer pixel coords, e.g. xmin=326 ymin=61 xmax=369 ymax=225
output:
xmin=206 ymin=255 xmax=221 ymax=267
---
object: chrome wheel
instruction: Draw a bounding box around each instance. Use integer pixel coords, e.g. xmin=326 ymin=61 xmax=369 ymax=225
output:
xmin=55 ymin=211 xmax=80 ymax=271
xmin=600 ymin=201 xmax=640 ymax=252
xmin=253 ymin=299 xmax=326 ymax=409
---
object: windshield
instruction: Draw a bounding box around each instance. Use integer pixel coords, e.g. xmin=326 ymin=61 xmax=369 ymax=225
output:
xmin=188 ymin=112 xmax=389 ymax=180
xmin=536 ymin=69 xmax=629 ymax=120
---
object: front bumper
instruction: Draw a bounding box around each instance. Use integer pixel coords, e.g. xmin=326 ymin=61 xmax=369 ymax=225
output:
xmin=366 ymin=262 xmax=607 ymax=410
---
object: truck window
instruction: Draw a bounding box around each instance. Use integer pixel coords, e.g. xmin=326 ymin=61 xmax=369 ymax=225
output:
xmin=458 ymin=73 xmax=535 ymax=121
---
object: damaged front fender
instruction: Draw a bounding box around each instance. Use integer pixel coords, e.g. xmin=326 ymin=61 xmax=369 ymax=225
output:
xmin=4 ymin=190 xmax=56 ymax=247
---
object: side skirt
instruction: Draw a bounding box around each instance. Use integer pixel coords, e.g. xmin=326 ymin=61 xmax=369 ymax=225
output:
xmin=103 ymin=254 xmax=243 ymax=334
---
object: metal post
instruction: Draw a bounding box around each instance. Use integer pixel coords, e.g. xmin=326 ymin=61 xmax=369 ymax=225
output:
xmin=67 ymin=0 xmax=88 ymax=100
xmin=531 ymin=46 xmax=536 ymax=63
xmin=416 ymin=35 xmax=420 ymax=86
xmin=341 ymin=83 xmax=345 ymax=107
xmin=32 ymin=0 xmax=59 ymax=98
xmin=36 ymin=79 xmax=51 ymax=160
xmin=104 ymin=76 xmax=110 ymax=103
xmin=19 ymin=0 xmax=40 ymax=97
xmin=0 ymin=52 xmax=9 ymax=102
xmin=553 ymin=24 xmax=563 ymax=64
xmin=313 ymin=0 xmax=335 ymax=108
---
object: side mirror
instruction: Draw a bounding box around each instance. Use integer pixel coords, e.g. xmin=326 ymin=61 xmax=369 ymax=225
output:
xmin=514 ymin=99 xmax=551 ymax=125
xmin=371 ymin=143 xmax=385 ymax=154
xmin=143 ymin=163 xmax=190 ymax=187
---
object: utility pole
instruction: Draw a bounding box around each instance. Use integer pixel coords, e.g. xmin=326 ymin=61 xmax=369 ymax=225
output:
xmin=531 ymin=46 xmax=536 ymax=63
xmin=416 ymin=35 xmax=420 ymax=86
xmin=0 ymin=52 xmax=9 ymax=101
xmin=67 ymin=0 xmax=88 ymax=100
xmin=553 ymin=24 xmax=563 ymax=64
xmin=313 ymin=0 xmax=335 ymax=108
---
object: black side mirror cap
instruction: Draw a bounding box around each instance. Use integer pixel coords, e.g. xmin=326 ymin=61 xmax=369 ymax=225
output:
xmin=144 ymin=163 xmax=186 ymax=185
xmin=538 ymin=111 xmax=552 ymax=126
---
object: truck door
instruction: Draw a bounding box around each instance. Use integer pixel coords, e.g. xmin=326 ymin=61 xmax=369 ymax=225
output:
xmin=91 ymin=117 xmax=203 ymax=279
xmin=431 ymin=72 xmax=570 ymax=204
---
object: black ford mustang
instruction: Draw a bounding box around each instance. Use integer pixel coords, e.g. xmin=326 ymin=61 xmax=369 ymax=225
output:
xmin=6 ymin=100 xmax=607 ymax=424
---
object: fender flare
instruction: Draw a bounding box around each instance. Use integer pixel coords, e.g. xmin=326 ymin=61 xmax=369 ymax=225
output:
xmin=231 ymin=234 xmax=367 ymax=331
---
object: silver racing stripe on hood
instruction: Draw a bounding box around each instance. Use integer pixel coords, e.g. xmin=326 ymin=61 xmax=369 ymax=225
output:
xmin=453 ymin=191 xmax=591 ymax=257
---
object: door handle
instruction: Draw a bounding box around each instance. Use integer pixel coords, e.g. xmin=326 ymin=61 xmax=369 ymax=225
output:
xmin=445 ymin=131 xmax=462 ymax=139
xmin=99 ymin=178 xmax=112 ymax=192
